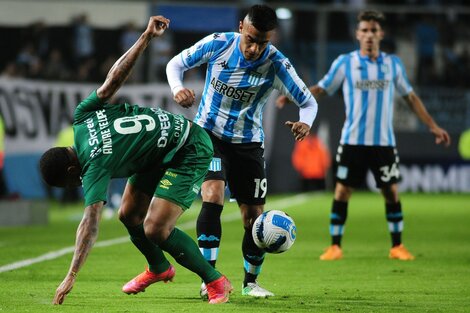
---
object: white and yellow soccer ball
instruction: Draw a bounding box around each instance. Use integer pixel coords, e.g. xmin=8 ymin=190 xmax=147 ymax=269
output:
xmin=252 ymin=210 xmax=296 ymax=253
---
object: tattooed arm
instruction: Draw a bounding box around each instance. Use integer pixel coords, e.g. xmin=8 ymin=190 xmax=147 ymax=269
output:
xmin=52 ymin=202 xmax=103 ymax=305
xmin=96 ymin=15 xmax=170 ymax=102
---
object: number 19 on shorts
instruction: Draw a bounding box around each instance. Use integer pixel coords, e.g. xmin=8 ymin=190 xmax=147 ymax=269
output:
xmin=254 ymin=178 xmax=267 ymax=198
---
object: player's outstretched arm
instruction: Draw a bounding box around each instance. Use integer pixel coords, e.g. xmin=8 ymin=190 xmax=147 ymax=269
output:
xmin=96 ymin=16 xmax=170 ymax=101
xmin=404 ymin=91 xmax=451 ymax=147
xmin=52 ymin=202 xmax=104 ymax=305
xmin=276 ymin=85 xmax=326 ymax=109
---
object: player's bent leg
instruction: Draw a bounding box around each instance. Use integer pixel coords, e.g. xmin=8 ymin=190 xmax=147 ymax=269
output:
xmin=158 ymin=225 xmax=232 ymax=303
xmin=121 ymin=222 xmax=174 ymax=294
xmin=119 ymin=183 xmax=175 ymax=294
xmin=241 ymin=244 xmax=274 ymax=297
xmin=320 ymin=183 xmax=351 ymax=260
xmin=118 ymin=182 xmax=152 ymax=226
xmin=320 ymin=198 xmax=348 ymax=260
xmin=197 ymin=161 xmax=226 ymax=299
xmin=146 ymin=197 xmax=229 ymax=302
xmin=381 ymin=184 xmax=414 ymax=260
xmin=240 ymin=204 xmax=274 ymax=297
xmin=196 ymin=201 xmax=223 ymax=269
xmin=122 ymin=264 xmax=176 ymax=294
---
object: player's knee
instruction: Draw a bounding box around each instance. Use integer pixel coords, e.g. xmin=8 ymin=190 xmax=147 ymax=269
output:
xmin=143 ymin=220 xmax=171 ymax=244
xmin=381 ymin=184 xmax=399 ymax=203
xmin=203 ymin=193 xmax=224 ymax=204
xmin=118 ymin=207 xmax=135 ymax=225
xmin=117 ymin=208 xmax=127 ymax=223
xmin=118 ymin=206 xmax=145 ymax=226
xmin=334 ymin=184 xmax=352 ymax=201
xmin=241 ymin=205 xmax=263 ymax=229
xmin=201 ymin=181 xmax=224 ymax=204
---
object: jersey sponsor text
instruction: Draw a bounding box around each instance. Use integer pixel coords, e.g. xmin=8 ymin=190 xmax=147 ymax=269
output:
xmin=355 ymin=80 xmax=390 ymax=90
xmin=210 ymin=77 xmax=255 ymax=102
xmin=85 ymin=110 xmax=113 ymax=157
xmin=96 ymin=109 xmax=113 ymax=154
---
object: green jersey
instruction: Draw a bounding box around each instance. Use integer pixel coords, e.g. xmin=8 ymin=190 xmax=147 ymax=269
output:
xmin=73 ymin=90 xmax=190 ymax=206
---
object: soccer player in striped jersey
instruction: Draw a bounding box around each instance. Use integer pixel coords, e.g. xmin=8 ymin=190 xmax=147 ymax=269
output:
xmin=40 ymin=16 xmax=232 ymax=305
xmin=166 ymin=4 xmax=318 ymax=298
xmin=279 ymin=10 xmax=450 ymax=261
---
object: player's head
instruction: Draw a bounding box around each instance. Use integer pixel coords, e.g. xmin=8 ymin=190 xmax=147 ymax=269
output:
xmin=239 ymin=4 xmax=278 ymax=61
xmin=39 ymin=147 xmax=82 ymax=188
xmin=356 ymin=10 xmax=385 ymax=53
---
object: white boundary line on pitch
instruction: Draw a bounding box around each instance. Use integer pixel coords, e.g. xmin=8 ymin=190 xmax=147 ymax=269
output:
xmin=0 ymin=193 xmax=314 ymax=274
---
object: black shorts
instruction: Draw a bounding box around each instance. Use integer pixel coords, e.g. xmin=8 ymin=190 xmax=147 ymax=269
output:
xmin=335 ymin=144 xmax=401 ymax=188
xmin=205 ymin=130 xmax=266 ymax=205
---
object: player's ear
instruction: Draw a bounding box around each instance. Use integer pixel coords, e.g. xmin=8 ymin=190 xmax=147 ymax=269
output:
xmin=355 ymin=28 xmax=360 ymax=41
xmin=239 ymin=20 xmax=243 ymax=33
xmin=67 ymin=165 xmax=80 ymax=176
xmin=379 ymin=29 xmax=385 ymax=40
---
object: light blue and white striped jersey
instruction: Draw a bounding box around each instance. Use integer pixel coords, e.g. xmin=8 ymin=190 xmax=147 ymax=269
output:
xmin=318 ymin=50 xmax=413 ymax=146
xmin=177 ymin=32 xmax=312 ymax=143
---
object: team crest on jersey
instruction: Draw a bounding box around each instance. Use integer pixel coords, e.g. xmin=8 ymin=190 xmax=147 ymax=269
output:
xmin=247 ymin=71 xmax=262 ymax=85
xmin=209 ymin=158 xmax=222 ymax=172
xmin=380 ymin=64 xmax=389 ymax=74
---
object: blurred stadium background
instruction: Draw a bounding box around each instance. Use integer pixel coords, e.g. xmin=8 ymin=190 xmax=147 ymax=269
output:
xmin=0 ymin=0 xmax=468 ymax=217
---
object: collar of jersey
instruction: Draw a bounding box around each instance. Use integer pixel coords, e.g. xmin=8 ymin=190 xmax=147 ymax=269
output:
xmin=357 ymin=50 xmax=384 ymax=63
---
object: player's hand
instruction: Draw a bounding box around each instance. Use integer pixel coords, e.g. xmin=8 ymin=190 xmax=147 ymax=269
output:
xmin=52 ymin=273 xmax=76 ymax=305
xmin=146 ymin=16 xmax=170 ymax=38
xmin=431 ymin=126 xmax=451 ymax=147
xmin=174 ymin=88 xmax=196 ymax=108
xmin=276 ymin=95 xmax=290 ymax=109
xmin=285 ymin=121 xmax=310 ymax=141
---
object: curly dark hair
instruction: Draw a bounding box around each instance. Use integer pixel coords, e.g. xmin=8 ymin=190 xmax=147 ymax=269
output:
xmin=39 ymin=147 xmax=71 ymax=187
xmin=357 ymin=10 xmax=386 ymax=27
xmin=246 ymin=4 xmax=278 ymax=32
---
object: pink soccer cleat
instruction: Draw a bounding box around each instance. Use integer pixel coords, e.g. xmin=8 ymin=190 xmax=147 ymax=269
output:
xmin=206 ymin=276 xmax=233 ymax=304
xmin=122 ymin=265 xmax=175 ymax=294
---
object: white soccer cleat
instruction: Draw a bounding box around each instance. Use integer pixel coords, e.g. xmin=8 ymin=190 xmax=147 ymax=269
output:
xmin=200 ymin=282 xmax=208 ymax=300
xmin=241 ymin=282 xmax=274 ymax=298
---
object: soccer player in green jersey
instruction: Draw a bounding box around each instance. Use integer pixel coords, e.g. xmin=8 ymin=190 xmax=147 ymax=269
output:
xmin=39 ymin=16 xmax=232 ymax=305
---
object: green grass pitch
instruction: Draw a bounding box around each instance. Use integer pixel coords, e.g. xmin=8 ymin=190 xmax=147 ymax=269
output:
xmin=0 ymin=192 xmax=469 ymax=312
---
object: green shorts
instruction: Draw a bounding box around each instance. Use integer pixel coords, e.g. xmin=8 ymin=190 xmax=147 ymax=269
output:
xmin=128 ymin=123 xmax=213 ymax=210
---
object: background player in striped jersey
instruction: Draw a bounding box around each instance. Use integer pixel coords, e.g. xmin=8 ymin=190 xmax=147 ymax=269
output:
xmin=166 ymin=4 xmax=318 ymax=298
xmin=279 ymin=10 xmax=450 ymax=261
xmin=39 ymin=16 xmax=232 ymax=305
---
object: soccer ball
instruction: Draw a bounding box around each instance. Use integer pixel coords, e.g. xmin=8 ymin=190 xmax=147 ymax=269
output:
xmin=252 ymin=210 xmax=296 ymax=253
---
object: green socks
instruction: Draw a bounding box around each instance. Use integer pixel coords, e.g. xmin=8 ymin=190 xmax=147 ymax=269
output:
xmin=159 ymin=228 xmax=221 ymax=283
xmin=125 ymin=223 xmax=170 ymax=274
